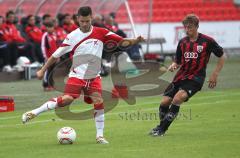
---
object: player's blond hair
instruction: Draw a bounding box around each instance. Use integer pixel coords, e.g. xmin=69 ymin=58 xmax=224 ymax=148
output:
xmin=182 ymin=14 xmax=199 ymax=27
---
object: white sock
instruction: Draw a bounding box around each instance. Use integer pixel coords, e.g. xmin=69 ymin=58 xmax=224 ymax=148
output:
xmin=94 ymin=109 xmax=104 ymax=138
xmin=31 ymin=98 xmax=58 ymax=115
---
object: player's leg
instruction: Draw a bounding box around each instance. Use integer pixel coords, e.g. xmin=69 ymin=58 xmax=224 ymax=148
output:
xmin=22 ymin=77 xmax=82 ymax=123
xmin=159 ymin=96 xmax=172 ymax=124
xmin=157 ymin=90 xmax=188 ymax=133
xmin=149 ymin=96 xmax=172 ymax=134
xmin=154 ymin=80 xmax=201 ymax=136
xmin=87 ymin=77 xmax=109 ymax=144
xmin=94 ymin=102 xmax=109 ymax=144
xmin=22 ymin=95 xmax=75 ymax=123
xmin=149 ymin=83 xmax=176 ymax=135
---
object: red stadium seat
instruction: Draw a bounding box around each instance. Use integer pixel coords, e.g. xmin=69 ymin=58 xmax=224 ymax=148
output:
xmin=1 ymin=0 xmax=240 ymax=23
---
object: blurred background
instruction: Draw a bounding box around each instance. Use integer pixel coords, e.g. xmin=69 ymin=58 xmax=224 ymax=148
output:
xmin=0 ymin=0 xmax=239 ymax=79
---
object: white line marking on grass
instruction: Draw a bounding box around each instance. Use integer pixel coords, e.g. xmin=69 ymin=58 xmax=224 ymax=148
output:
xmin=0 ymin=118 xmax=63 ymax=128
xmin=16 ymin=118 xmax=63 ymax=126
xmin=0 ymin=115 xmax=20 ymax=120
xmin=0 ymin=99 xmax=230 ymax=128
xmin=12 ymin=93 xmax=40 ymax=97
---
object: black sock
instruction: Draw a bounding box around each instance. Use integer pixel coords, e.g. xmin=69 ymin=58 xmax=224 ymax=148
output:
xmin=160 ymin=104 xmax=180 ymax=131
xmin=159 ymin=105 xmax=169 ymax=124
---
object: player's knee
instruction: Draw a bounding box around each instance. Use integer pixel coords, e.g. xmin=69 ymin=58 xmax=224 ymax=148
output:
xmin=173 ymin=91 xmax=188 ymax=104
xmin=92 ymin=97 xmax=103 ymax=105
xmin=161 ymin=96 xmax=172 ymax=106
xmin=90 ymin=92 xmax=103 ymax=105
xmin=60 ymin=95 xmax=74 ymax=107
xmin=94 ymin=103 xmax=104 ymax=110
xmin=181 ymin=92 xmax=188 ymax=100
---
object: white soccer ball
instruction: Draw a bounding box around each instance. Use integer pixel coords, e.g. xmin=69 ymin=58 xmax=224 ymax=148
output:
xmin=57 ymin=127 xmax=76 ymax=144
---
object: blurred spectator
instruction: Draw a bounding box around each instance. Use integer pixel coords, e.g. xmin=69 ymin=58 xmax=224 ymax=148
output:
xmin=41 ymin=14 xmax=52 ymax=32
xmin=62 ymin=13 xmax=78 ymax=33
xmin=109 ymin=12 xmax=116 ymax=19
xmin=25 ymin=15 xmax=43 ymax=43
xmin=0 ymin=16 xmax=15 ymax=72
xmin=41 ymin=21 xmax=57 ymax=91
xmin=104 ymin=15 xmax=118 ymax=32
xmin=25 ymin=15 xmax=44 ymax=63
xmin=109 ymin=12 xmax=118 ymax=26
xmin=92 ymin=14 xmax=105 ymax=28
xmin=53 ymin=19 xmax=67 ymax=46
xmin=56 ymin=13 xmax=65 ymax=26
xmin=4 ymin=11 xmax=35 ymax=65
xmin=35 ymin=16 xmax=42 ymax=28
xmin=5 ymin=11 xmax=26 ymax=43
xmin=0 ymin=16 xmax=11 ymax=42
xmin=72 ymin=14 xmax=79 ymax=27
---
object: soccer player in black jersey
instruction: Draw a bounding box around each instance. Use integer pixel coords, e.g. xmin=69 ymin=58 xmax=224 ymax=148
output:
xmin=149 ymin=14 xmax=225 ymax=136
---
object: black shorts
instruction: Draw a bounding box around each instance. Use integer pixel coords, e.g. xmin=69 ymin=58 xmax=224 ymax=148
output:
xmin=163 ymin=79 xmax=202 ymax=101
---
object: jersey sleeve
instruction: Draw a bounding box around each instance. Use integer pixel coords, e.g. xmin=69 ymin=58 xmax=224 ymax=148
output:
xmin=104 ymin=29 xmax=123 ymax=43
xmin=208 ymin=39 xmax=224 ymax=57
xmin=175 ymin=41 xmax=182 ymax=64
xmin=52 ymin=34 xmax=74 ymax=58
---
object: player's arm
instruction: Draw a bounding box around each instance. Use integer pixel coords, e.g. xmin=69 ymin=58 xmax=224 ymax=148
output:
xmin=36 ymin=56 xmax=58 ymax=79
xmin=119 ymin=36 xmax=145 ymax=47
xmin=37 ymin=39 xmax=73 ymax=79
xmin=168 ymin=42 xmax=182 ymax=72
xmin=208 ymin=39 xmax=225 ymax=89
xmin=168 ymin=62 xmax=180 ymax=72
xmin=104 ymin=30 xmax=144 ymax=49
xmin=208 ymin=53 xmax=225 ymax=89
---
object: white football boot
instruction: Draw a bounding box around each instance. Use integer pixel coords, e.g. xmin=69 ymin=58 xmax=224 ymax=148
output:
xmin=96 ymin=136 xmax=109 ymax=144
xmin=22 ymin=111 xmax=36 ymax=124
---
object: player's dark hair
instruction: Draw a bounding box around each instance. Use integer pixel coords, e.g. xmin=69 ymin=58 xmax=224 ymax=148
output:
xmin=182 ymin=14 xmax=199 ymax=27
xmin=45 ymin=21 xmax=54 ymax=28
xmin=77 ymin=6 xmax=92 ymax=16
xmin=42 ymin=14 xmax=51 ymax=21
xmin=26 ymin=15 xmax=34 ymax=22
xmin=6 ymin=10 xmax=15 ymax=18
xmin=63 ymin=13 xmax=71 ymax=19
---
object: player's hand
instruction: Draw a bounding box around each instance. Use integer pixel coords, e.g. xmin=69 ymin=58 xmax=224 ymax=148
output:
xmin=208 ymin=73 xmax=218 ymax=89
xmin=168 ymin=62 xmax=179 ymax=72
xmin=36 ymin=69 xmax=44 ymax=80
xmin=136 ymin=36 xmax=145 ymax=43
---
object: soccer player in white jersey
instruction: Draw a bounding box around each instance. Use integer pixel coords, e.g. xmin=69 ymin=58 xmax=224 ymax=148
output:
xmin=22 ymin=6 xmax=144 ymax=144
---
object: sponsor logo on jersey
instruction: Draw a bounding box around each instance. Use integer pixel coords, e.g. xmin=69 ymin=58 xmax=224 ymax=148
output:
xmin=184 ymin=52 xmax=198 ymax=60
xmin=94 ymin=40 xmax=98 ymax=46
xmin=197 ymin=45 xmax=203 ymax=53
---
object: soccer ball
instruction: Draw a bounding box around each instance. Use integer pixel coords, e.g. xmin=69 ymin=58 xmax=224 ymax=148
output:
xmin=57 ymin=127 xmax=76 ymax=144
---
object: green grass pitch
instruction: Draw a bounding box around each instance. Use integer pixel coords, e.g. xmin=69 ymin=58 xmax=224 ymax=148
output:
xmin=0 ymin=57 xmax=240 ymax=158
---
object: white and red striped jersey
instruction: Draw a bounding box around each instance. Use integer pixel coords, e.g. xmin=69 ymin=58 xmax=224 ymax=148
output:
xmin=52 ymin=26 xmax=123 ymax=79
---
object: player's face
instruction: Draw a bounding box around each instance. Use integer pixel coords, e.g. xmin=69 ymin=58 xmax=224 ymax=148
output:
xmin=184 ymin=23 xmax=198 ymax=38
xmin=7 ymin=14 xmax=15 ymax=23
xmin=64 ymin=15 xmax=71 ymax=24
xmin=46 ymin=27 xmax=54 ymax=33
xmin=28 ymin=16 xmax=35 ymax=26
xmin=78 ymin=15 xmax=92 ymax=33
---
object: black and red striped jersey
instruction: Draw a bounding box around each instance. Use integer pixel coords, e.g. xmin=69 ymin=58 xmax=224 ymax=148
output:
xmin=173 ymin=33 xmax=224 ymax=85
